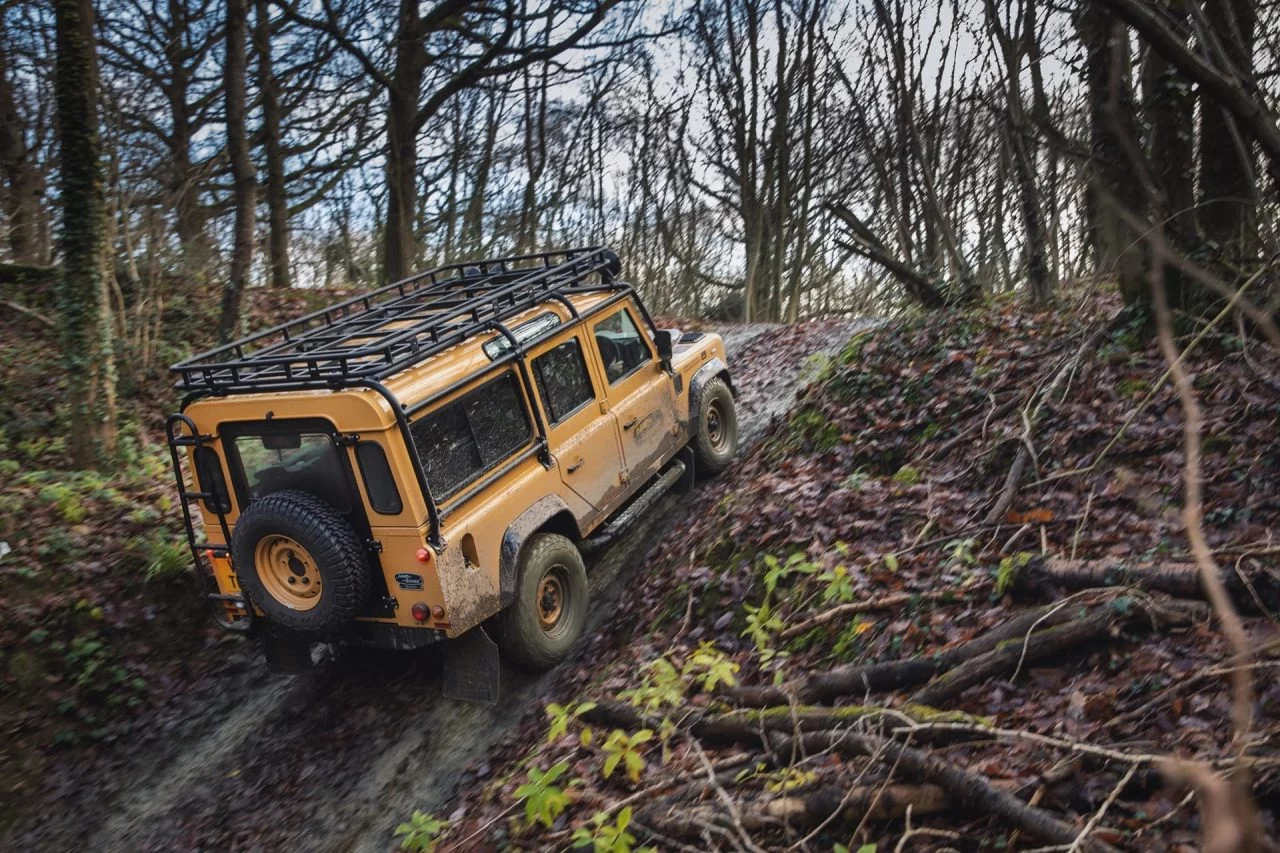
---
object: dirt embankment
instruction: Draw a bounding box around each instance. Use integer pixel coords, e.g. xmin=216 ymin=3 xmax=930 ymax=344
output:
xmin=438 ymin=299 xmax=1280 ymax=852
xmin=4 ymin=319 xmax=872 ymax=852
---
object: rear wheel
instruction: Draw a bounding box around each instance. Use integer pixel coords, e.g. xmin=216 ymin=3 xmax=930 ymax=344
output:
xmin=231 ymin=490 xmax=371 ymax=637
xmin=693 ymin=376 xmax=738 ymax=476
xmin=499 ymin=534 xmax=588 ymax=670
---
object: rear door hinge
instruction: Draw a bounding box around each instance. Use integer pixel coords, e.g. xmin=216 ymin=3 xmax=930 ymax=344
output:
xmin=336 ymin=433 xmax=361 ymax=447
xmin=366 ymin=538 xmax=383 ymax=553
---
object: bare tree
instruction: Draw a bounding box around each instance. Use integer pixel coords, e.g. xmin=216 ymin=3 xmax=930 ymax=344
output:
xmin=217 ymin=0 xmax=254 ymax=341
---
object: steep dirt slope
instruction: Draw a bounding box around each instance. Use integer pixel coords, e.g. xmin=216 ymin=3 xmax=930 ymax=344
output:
xmin=4 ymin=319 xmax=872 ymax=852
xmin=438 ymin=298 xmax=1280 ymax=851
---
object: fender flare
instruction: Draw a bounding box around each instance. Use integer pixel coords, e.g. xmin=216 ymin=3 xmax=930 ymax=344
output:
xmin=688 ymin=357 xmax=734 ymax=435
xmin=499 ymin=494 xmax=580 ymax=607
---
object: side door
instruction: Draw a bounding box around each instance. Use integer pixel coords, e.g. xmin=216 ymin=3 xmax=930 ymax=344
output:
xmin=589 ymin=303 xmax=678 ymax=482
xmin=528 ymin=330 xmax=625 ymax=510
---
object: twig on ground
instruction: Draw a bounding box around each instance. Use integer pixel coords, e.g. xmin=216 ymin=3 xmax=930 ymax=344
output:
xmin=1066 ymin=763 xmax=1136 ymax=852
xmin=778 ymin=591 xmax=951 ymax=640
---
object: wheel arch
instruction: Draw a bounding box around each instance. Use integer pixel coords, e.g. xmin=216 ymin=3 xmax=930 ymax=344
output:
xmin=688 ymin=357 xmax=734 ymax=435
xmin=499 ymin=495 xmax=581 ymax=607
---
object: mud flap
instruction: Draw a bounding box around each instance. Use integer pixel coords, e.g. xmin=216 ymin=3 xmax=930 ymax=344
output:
xmin=442 ymin=625 xmax=500 ymax=705
xmin=673 ymin=446 xmax=696 ymax=493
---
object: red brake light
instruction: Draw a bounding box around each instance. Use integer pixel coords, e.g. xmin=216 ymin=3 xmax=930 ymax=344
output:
xmin=411 ymin=602 xmax=429 ymax=622
xmin=416 ymin=548 xmax=431 ymax=563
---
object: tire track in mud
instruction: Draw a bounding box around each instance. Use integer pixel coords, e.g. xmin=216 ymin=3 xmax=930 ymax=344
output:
xmin=12 ymin=319 xmax=874 ymax=853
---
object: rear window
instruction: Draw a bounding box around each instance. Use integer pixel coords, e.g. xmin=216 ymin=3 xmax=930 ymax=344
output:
xmin=410 ymin=371 xmax=533 ymax=498
xmin=233 ymin=432 xmax=351 ymax=511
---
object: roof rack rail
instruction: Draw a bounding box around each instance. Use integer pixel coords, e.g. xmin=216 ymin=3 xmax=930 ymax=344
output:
xmin=170 ymin=247 xmax=622 ymax=396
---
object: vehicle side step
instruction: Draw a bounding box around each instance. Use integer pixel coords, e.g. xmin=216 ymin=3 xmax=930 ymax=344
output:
xmin=581 ymin=459 xmax=685 ymax=555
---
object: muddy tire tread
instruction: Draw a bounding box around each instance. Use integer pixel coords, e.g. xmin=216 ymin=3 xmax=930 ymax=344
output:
xmin=693 ymin=376 xmax=738 ymax=476
xmin=499 ymin=533 xmax=588 ymax=671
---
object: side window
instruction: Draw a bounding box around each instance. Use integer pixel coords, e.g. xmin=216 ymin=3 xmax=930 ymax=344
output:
xmin=355 ymin=442 xmax=403 ymax=515
xmin=533 ymin=338 xmax=595 ymax=424
xmin=194 ymin=447 xmax=231 ymax=513
xmin=410 ymin=372 xmax=532 ymax=498
xmin=593 ymin=309 xmax=650 ymax=384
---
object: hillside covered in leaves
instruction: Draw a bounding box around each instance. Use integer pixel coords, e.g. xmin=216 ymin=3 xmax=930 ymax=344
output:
xmin=432 ymin=293 xmax=1280 ymax=852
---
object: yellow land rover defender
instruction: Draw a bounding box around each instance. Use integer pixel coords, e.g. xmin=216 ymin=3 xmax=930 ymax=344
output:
xmin=165 ymin=248 xmax=736 ymax=700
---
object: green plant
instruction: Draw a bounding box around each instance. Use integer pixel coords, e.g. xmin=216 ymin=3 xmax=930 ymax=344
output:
xmin=945 ymin=538 xmax=978 ymax=567
xmin=546 ymin=700 xmax=598 ymax=744
xmin=818 ymin=564 xmax=856 ymax=604
xmin=617 ymin=658 xmax=684 ymax=711
xmin=571 ymin=806 xmax=654 ymax=853
xmin=515 ymin=761 xmax=578 ymax=828
xmin=994 ymin=552 xmax=1033 ymax=596
xmin=601 ymin=729 xmax=652 ymax=783
xmin=681 ymin=642 xmax=738 ymax=693
xmin=141 ymin=536 xmax=190 ymax=581
xmin=891 ymin=465 xmax=921 ymax=486
xmin=766 ymin=767 xmax=817 ymax=793
xmin=393 ymin=810 xmax=448 ymax=852
xmin=741 ymin=600 xmax=782 ymax=651
xmin=761 ymin=552 xmax=818 ymax=597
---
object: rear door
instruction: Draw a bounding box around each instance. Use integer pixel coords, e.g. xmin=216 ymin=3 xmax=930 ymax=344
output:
xmin=529 ymin=331 xmax=624 ymax=509
xmin=589 ymin=303 xmax=678 ymax=481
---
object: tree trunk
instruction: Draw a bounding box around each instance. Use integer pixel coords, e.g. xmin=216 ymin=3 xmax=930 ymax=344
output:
xmin=383 ymin=0 xmax=426 ymax=284
xmin=0 ymin=24 xmax=44 ymax=265
xmin=1076 ymin=2 xmax=1149 ymax=304
xmin=54 ymin=0 xmax=117 ymax=467
xmin=166 ymin=0 xmax=208 ymax=276
xmin=1198 ymin=0 xmax=1258 ymax=261
xmin=1141 ymin=1 xmax=1197 ymax=244
xmin=254 ymin=0 xmax=290 ymax=289
xmin=218 ymin=0 xmax=256 ymax=342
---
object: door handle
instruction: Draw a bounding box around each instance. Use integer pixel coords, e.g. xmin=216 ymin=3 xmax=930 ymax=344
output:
xmin=566 ymin=458 xmax=584 ymax=473
xmin=622 ymin=417 xmax=639 ymax=431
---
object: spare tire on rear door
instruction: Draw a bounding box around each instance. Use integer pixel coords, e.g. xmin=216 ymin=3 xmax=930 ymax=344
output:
xmin=231 ymin=490 xmax=372 ymax=637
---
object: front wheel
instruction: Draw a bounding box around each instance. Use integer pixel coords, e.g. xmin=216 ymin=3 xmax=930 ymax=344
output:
xmin=499 ymin=534 xmax=588 ymax=671
xmin=693 ymin=376 xmax=738 ymax=476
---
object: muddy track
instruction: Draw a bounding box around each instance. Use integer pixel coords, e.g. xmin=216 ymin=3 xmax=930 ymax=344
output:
xmin=9 ymin=319 xmax=873 ymax=853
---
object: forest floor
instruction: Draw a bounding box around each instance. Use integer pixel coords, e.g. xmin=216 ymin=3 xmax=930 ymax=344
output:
xmin=4 ymin=288 xmax=1280 ymax=852
xmin=431 ymin=292 xmax=1280 ymax=852
xmin=0 ymin=308 xmax=868 ymax=851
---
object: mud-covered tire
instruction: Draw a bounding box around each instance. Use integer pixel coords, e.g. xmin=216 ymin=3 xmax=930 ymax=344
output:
xmin=693 ymin=376 xmax=738 ymax=476
xmin=231 ymin=490 xmax=371 ymax=637
xmin=499 ymin=533 xmax=588 ymax=671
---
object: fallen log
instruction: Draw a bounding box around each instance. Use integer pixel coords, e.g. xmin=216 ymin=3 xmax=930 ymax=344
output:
xmin=910 ymin=595 xmax=1205 ymax=707
xmin=580 ymin=700 xmax=986 ymax=744
xmin=638 ymin=783 xmax=951 ymax=839
xmin=726 ymin=592 xmax=1206 ymax=709
xmin=1015 ymin=556 xmax=1280 ymax=612
xmin=769 ymin=729 xmax=1118 ymax=852
xmin=911 ymin=611 xmax=1114 ymax=707
xmin=794 ymin=603 xmax=1076 ymax=704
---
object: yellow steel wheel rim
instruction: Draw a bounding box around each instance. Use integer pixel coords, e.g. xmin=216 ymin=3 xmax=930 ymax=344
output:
xmin=254 ymin=534 xmax=322 ymax=611
xmin=537 ymin=567 xmax=566 ymax=634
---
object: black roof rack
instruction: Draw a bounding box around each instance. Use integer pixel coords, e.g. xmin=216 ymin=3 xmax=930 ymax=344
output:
xmin=171 ymin=247 xmax=623 ymax=396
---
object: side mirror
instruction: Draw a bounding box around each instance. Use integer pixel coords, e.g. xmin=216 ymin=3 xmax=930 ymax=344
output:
xmin=655 ymin=329 xmax=675 ymax=362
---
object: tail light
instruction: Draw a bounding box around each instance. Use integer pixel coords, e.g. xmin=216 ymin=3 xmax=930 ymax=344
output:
xmin=411 ymin=602 xmax=430 ymax=622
